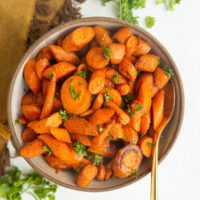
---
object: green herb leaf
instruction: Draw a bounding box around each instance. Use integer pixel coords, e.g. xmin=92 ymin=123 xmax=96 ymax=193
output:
xmin=123 ymin=93 xmax=133 ymax=105
xmin=43 ymin=145 xmax=52 ymax=156
xmin=92 ymin=154 xmax=103 ymax=166
xmin=77 ymin=70 xmax=87 ymax=79
xmin=112 ymin=74 xmax=119 ymax=84
xmin=103 ymin=45 xmax=111 ymax=59
xmin=15 ymin=119 xmax=20 ymax=124
xmin=145 ymin=16 xmax=156 ymax=28
xmin=127 ymin=105 xmax=135 ymax=117
xmin=131 ymin=169 xmax=137 ymax=178
xmin=162 ymin=66 xmax=174 ymax=78
xmin=47 ymin=72 xmax=54 ymax=79
xmin=136 ymin=103 xmax=143 ymax=111
xmin=147 ymin=141 xmax=153 ymax=149
xmin=104 ymin=93 xmax=111 ymax=102
xmin=59 ymin=109 xmax=68 ymax=122
xmin=73 ymin=141 xmax=88 ymax=157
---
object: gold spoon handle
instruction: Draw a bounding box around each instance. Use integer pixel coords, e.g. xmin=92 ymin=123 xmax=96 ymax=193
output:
xmin=150 ymin=141 xmax=159 ymax=200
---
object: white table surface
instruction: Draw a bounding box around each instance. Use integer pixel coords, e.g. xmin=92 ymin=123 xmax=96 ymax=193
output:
xmin=11 ymin=0 xmax=200 ymax=199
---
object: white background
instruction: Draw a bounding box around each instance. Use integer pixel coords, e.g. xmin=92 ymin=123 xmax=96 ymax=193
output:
xmin=11 ymin=0 xmax=200 ymax=199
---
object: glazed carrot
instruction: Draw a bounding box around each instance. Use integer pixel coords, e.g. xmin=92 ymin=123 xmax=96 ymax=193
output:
xmin=133 ymin=37 xmax=151 ymax=56
xmin=64 ymin=118 xmax=98 ymax=136
xmin=50 ymin=127 xmax=72 ymax=143
xmin=108 ymin=43 xmax=125 ymax=64
xmin=92 ymin=94 xmax=104 ymax=110
xmin=119 ymin=57 xmax=137 ymax=82
xmin=40 ymin=75 xmax=56 ymax=119
xmin=152 ymin=89 xmax=165 ymax=130
xmin=62 ymin=26 xmax=95 ymax=52
xmin=88 ymin=70 xmax=105 ymax=94
xmin=57 ymin=38 xmax=63 ymax=46
xmin=36 ymin=46 xmax=53 ymax=61
xmin=16 ymin=116 xmax=28 ymax=125
xmin=80 ymin=109 xmax=93 ymax=117
xmin=112 ymin=27 xmax=132 ymax=44
xmin=116 ymin=83 xmax=130 ymax=96
xmin=49 ymin=44 xmax=80 ymax=65
xmin=43 ymin=62 xmax=76 ymax=80
xmin=89 ymin=108 xmax=115 ymax=126
xmin=45 ymin=154 xmax=69 ymax=172
xmin=76 ymin=164 xmax=98 ymax=188
xmin=135 ymin=54 xmax=159 ymax=72
xmin=112 ymin=144 xmax=143 ymax=178
xmin=105 ymin=101 xmax=130 ymax=125
xmin=52 ymin=98 xmax=62 ymax=112
xmin=35 ymin=58 xmax=50 ymax=79
xmin=94 ymin=26 xmax=112 ymax=46
xmin=104 ymin=168 xmax=112 ymax=181
xmin=24 ymin=59 xmax=41 ymax=94
xmin=123 ymin=125 xmax=138 ymax=144
xmin=61 ymin=75 xmax=91 ymax=115
xmin=86 ymin=47 xmax=109 ymax=70
xmin=96 ymin=163 xmax=106 ymax=181
xmin=104 ymin=79 xmax=115 ymax=88
xmin=109 ymin=120 xmax=124 ymax=139
xmin=21 ymin=127 xmax=37 ymax=142
xmin=154 ymin=67 xmax=170 ymax=90
xmin=125 ymin=35 xmax=138 ymax=56
xmin=42 ymin=79 xmax=50 ymax=97
xmin=102 ymin=88 xmax=122 ymax=106
xmin=129 ymin=116 xmax=142 ymax=132
xmin=21 ymin=104 xmax=41 ymax=121
xmin=28 ymin=112 xmax=62 ymax=134
xmin=38 ymin=134 xmax=82 ymax=166
xmin=140 ymin=112 xmax=151 ymax=135
xmin=73 ymin=133 xmax=92 ymax=147
xmin=138 ymin=136 xmax=153 ymax=158
xmin=89 ymin=39 xmax=99 ymax=49
xmin=126 ymin=55 xmax=137 ymax=64
xmin=20 ymin=139 xmax=44 ymax=158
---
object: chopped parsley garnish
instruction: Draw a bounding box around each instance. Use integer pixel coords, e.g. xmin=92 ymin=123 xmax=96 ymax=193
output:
xmin=145 ymin=16 xmax=156 ymax=28
xmin=127 ymin=105 xmax=135 ymax=117
xmin=104 ymin=93 xmax=111 ymax=102
xmin=43 ymin=145 xmax=52 ymax=156
xmin=59 ymin=109 xmax=68 ymax=122
xmin=15 ymin=119 xmax=20 ymax=124
xmin=131 ymin=169 xmax=138 ymax=178
xmin=162 ymin=66 xmax=174 ymax=78
xmin=0 ymin=166 xmax=57 ymax=200
xmin=77 ymin=70 xmax=87 ymax=79
xmin=112 ymin=74 xmax=119 ymax=84
xmin=47 ymin=72 xmax=54 ymax=78
xmin=147 ymin=141 xmax=153 ymax=149
xmin=136 ymin=103 xmax=143 ymax=111
xmin=69 ymin=79 xmax=81 ymax=100
xmin=103 ymin=45 xmax=111 ymax=59
xmin=92 ymin=154 xmax=103 ymax=166
xmin=123 ymin=93 xmax=133 ymax=105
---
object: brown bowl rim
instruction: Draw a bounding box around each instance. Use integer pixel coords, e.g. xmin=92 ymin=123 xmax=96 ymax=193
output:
xmin=7 ymin=17 xmax=185 ymax=192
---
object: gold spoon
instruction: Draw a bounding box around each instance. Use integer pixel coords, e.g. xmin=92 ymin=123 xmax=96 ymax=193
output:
xmin=150 ymin=81 xmax=175 ymax=200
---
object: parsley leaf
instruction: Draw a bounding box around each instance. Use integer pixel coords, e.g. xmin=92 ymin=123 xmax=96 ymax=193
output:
xmin=122 ymin=93 xmax=133 ymax=105
xmin=59 ymin=109 xmax=68 ymax=122
xmin=91 ymin=154 xmax=103 ymax=166
xmin=131 ymin=169 xmax=137 ymax=178
xmin=77 ymin=70 xmax=87 ymax=79
xmin=73 ymin=141 xmax=88 ymax=157
xmin=69 ymin=79 xmax=81 ymax=100
xmin=104 ymin=93 xmax=111 ymax=102
xmin=112 ymin=74 xmax=119 ymax=84
xmin=136 ymin=103 xmax=143 ymax=111
xmin=147 ymin=141 xmax=153 ymax=149
xmin=47 ymin=72 xmax=54 ymax=79
xmin=162 ymin=66 xmax=174 ymax=78
xmin=145 ymin=16 xmax=156 ymax=28
xmin=127 ymin=105 xmax=135 ymax=117
xmin=43 ymin=145 xmax=52 ymax=156
xmin=103 ymin=45 xmax=111 ymax=59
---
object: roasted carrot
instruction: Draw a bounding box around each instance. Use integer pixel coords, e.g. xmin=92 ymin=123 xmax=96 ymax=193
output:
xmin=138 ymin=136 xmax=153 ymax=158
xmin=20 ymin=139 xmax=44 ymax=158
xmin=40 ymin=75 xmax=56 ymax=119
xmin=76 ymin=164 xmax=98 ymax=188
xmin=125 ymin=35 xmax=138 ymax=56
xmin=50 ymin=127 xmax=72 ymax=143
xmin=24 ymin=59 xmax=41 ymax=94
xmin=61 ymin=75 xmax=91 ymax=115
xmin=35 ymin=58 xmax=50 ymax=79
xmin=102 ymin=88 xmax=122 ymax=106
xmin=21 ymin=91 xmax=43 ymax=106
xmin=62 ymin=26 xmax=95 ymax=52
xmin=52 ymin=98 xmax=62 ymax=112
xmin=80 ymin=109 xmax=93 ymax=117
xmin=36 ymin=46 xmax=53 ymax=61
xmin=21 ymin=127 xmax=37 ymax=142
xmin=73 ymin=133 xmax=92 ymax=147
xmin=28 ymin=112 xmax=62 ymax=134
xmin=43 ymin=62 xmax=76 ymax=80
xmin=90 ymin=108 xmax=115 ymax=126
xmin=140 ymin=112 xmax=151 ymax=135
xmin=123 ymin=125 xmax=138 ymax=144
xmin=86 ymin=47 xmax=109 ymax=70
xmin=108 ymin=43 xmax=125 ymax=64
xmin=133 ymin=37 xmax=151 ymax=56
xmin=104 ymin=79 xmax=115 ymax=88
xmin=135 ymin=54 xmax=159 ymax=72
xmin=64 ymin=118 xmax=98 ymax=136
xmin=49 ymin=44 xmax=80 ymax=65
xmin=116 ymin=83 xmax=130 ymax=96
xmin=109 ymin=120 xmax=124 ymax=139
xmin=112 ymin=27 xmax=132 ymax=44
xmin=88 ymin=70 xmax=105 ymax=94
xmin=94 ymin=26 xmax=112 ymax=46
xmin=92 ymin=94 xmax=104 ymax=110
xmin=96 ymin=163 xmax=106 ymax=181
xmin=21 ymin=104 xmax=41 ymax=121
xmin=152 ymin=89 xmax=164 ymax=130
xmin=154 ymin=67 xmax=170 ymax=89
xmin=16 ymin=116 xmax=28 ymax=125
